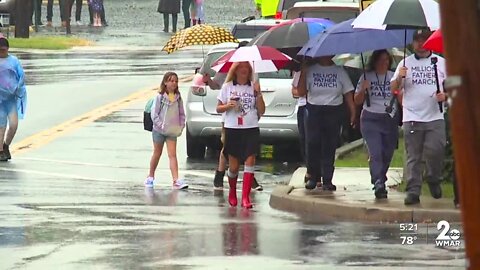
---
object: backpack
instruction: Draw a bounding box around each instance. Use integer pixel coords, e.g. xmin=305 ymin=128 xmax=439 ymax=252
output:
xmin=143 ymin=95 xmax=182 ymax=132
xmin=143 ymin=97 xmax=156 ymax=132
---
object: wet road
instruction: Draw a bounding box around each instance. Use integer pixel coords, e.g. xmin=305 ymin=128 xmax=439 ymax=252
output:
xmin=0 ymin=1 xmax=466 ymax=269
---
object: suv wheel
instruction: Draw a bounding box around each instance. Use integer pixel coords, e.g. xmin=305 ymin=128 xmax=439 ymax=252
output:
xmin=186 ymin=126 xmax=206 ymax=159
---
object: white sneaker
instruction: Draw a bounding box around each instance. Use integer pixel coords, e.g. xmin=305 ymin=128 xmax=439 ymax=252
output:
xmin=173 ymin=179 xmax=188 ymax=190
xmin=144 ymin=177 xmax=154 ymax=188
xmin=76 ymin=21 xmax=83 ymax=26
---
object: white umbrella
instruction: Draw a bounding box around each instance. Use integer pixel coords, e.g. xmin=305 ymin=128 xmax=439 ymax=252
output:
xmin=352 ymin=0 xmax=441 ymax=30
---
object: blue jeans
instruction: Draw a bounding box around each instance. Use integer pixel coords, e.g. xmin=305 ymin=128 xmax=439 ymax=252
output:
xmin=360 ymin=110 xmax=399 ymax=185
xmin=152 ymin=130 xmax=176 ymax=144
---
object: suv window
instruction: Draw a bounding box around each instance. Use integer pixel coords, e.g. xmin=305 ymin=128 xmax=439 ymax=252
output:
xmin=259 ymin=69 xmax=292 ymax=79
xmin=231 ymin=25 xmax=271 ymax=40
xmin=200 ymin=51 xmax=229 ymax=77
xmin=298 ymin=10 xmax=357 ymax=22
xmin=279 ymin=0 xmax=311 ymax=10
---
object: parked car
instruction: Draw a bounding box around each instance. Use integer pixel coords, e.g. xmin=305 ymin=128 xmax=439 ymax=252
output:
xmin=285 ymin=1 xmax=360 ymax=22
xmin=231 ymin=17 xmax=290 ymax=42
xmin=185 ymin=43 xmax=299 ymax=159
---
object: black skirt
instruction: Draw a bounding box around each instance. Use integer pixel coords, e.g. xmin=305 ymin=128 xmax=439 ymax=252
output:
xmin=223 ymin=128 xmax=260 ymax=162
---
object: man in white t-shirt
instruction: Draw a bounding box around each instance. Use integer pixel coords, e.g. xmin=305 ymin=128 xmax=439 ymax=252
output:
xmin=391 ymin=30 xmax=447 ymax=205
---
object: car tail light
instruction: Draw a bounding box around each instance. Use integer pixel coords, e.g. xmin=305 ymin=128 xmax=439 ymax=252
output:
xmin=275 ymin=12 xmax=282 ymax=20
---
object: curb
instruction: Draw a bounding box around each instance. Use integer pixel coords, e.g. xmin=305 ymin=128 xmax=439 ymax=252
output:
xmin=269 ymin=185 xmax=461 ymax=223
xmin=336 ymin=138 xmax=364 ymax=159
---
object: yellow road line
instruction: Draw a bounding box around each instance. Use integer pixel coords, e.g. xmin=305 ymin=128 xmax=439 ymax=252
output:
xmin=10 ymin=74 xmax=194 ymax=156
xmin=11 ymin=85 xmax=159 ymax=156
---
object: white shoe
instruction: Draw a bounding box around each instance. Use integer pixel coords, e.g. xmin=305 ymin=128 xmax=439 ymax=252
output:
xmin=173 ymin=179 xmax=188 ymax=190
xmin=76 ymin=21 xmax=83 ymax=26
xmin=144 ymin=177 xmax=154 ymax=188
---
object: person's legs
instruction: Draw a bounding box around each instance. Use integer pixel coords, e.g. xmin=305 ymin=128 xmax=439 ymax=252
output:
xmin=297 ymin=105 xmax=311 ymax=182
xmin=163 ymin=13 xmax=169 ymax=32
xmin=172 ymin=13 xmax=178 ymax=32
xmin=148 ymin=141 xmax=164 ymax=178
xmin=305 ymin=105 xmax=322 ymax=189
xmin=242 ymin=155 xmax=256 ymax=209
xmin=360 ymin=112 xmax=384 ymax=185
xmin=47 ymin=0 xmax=54 ymax=23
xmin=423 ymin=120 xmax=446 ymax=199
xmin=404 ymin=122 xmax=426 ymax=204
xmin=75 ymin=0 xmax=82 ymax=22
xmin=320 ymin=107 xmax=342 ymax=190
xmin=100 ymin=3 xmax=107 ymax=25
xmin=3 ymin=108 xmax=18 ymax=160
xmin=182 ymin=0 xmax=192 ymax=28
xmin=227 ymin=155 xmax=240 ymax=206
xmin=165 ymin=138 xmax=179 ymax=181
xmin=380 ymin=118 xmax=399 ymax=182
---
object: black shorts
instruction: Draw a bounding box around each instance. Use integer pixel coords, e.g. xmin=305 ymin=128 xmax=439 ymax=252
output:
xmin=223 ymin=127 xmax=260 ymax=162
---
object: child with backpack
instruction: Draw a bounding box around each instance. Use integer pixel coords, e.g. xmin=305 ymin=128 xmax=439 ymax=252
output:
xmin=145 ymin=72 xmax=188 ymax=189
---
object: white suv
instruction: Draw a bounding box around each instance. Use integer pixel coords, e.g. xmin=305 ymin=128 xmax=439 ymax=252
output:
xmin=185 ymin=43 xmax=299 ymax=159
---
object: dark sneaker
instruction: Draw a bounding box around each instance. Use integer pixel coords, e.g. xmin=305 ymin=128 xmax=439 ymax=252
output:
xmin=3 ymin=144 xmax=10 ymax=160
xmin=373 ymin=180 xmax=388 ymax=199
xmin=427 ymin=182 xmax=442 ymax=199
xmin=322 ymin=183 xmax=337 ymax=191
xmin=213 ymin=170 xmax=225 ymax=190
xmin=305 ymin=179 xmax=317 ymax=190
xmin=0 ymin=151 xmax=8 ymax=162
xmin=252 ymin=177 xmax=263 ymax=191
xmin=404 ymin=193 xmax=420 ymax=205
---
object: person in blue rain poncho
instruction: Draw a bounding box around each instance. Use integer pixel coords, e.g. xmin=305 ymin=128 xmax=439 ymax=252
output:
xmin=0 ymin=35 xmax=27 ymax=161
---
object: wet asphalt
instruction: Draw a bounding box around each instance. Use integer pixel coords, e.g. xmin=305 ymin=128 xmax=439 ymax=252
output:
xmin=0 ymin=1 xmax=466 ymax=269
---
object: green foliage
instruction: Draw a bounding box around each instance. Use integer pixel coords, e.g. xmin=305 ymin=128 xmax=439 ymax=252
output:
xmin=9 ymin=36 xmax=92 ymax=50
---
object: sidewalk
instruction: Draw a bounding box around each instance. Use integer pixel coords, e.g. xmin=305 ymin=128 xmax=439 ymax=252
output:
xmin=270 ymin=167 xmax=461 ymax=223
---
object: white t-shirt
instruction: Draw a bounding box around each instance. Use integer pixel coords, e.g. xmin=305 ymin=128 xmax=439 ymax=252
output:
xmin=356 ymin=71 xmax=395 ymax=114
xmin=306 ymin=64 xmax=354 ymax=106
xmin=292 ymin=71 xmax=307 ymax=107
xmin=217 ymin=81 xmax=259 ymax=129
xmin=392 ymin=54 xmax=446 ymax=122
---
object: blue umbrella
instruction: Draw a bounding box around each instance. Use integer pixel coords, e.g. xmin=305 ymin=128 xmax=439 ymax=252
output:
xmin=298 ymin=19 xmax=415 ymax=58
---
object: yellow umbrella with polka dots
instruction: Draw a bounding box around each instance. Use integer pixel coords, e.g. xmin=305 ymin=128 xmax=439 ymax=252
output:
xmin=162 ymin=24 xmax=239 ymax=54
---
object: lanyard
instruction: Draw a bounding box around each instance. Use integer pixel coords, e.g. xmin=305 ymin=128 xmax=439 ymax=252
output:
xmin=375 ymin=72 xmax=388 ymax=99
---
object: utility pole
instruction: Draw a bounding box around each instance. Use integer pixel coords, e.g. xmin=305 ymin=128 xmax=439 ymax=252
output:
xmin=439 ymin=1 xmax=480 ymax=269
xmin=14 ymin=0 xmax=30 ymax=38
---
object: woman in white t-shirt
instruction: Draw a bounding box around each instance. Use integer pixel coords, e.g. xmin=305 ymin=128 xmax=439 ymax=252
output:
xmin=297 ymin=56 xmax=356 ymax=191
xmin=216 ymin=62 xmax=266 ymax=209
xmin=354 ymin=49 xmax=399 ymax=199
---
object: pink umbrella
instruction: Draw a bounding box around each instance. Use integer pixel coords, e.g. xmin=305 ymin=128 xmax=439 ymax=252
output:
xmin=211 ymin=45 xmax=292 ymax=73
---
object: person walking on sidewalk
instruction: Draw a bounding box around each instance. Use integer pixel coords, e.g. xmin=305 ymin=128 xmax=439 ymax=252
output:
xmin=391 ymin=30 xmax=447 ymax=205
xmin=182 ymin=0 xmax=192 ymax=29
xmin=291 ymin=69 xmax=311 ymax=184
xmin=157 ymin=0 xmax=180 ymax=33
xmin=88 ymin=0 xmax=103 ymax=27
xmin=190 ymin=0 xmax=204 ymax=25
xmin=145 ymin=72 xmax=188 ymax=190
xmin=354 ymin=50 xmax=399 ymax=199
xmin=46 ymin=0 xmax=64 ymax=27
xmin=216 ymin=62 xmax=265 ymax=208
xmin=297 ymin=56 xmax=356 ymax=191
xmin=204 ymin=42 xmax=263 ymax=191
xmin=0 ymin=36 xmax=27 ymax=161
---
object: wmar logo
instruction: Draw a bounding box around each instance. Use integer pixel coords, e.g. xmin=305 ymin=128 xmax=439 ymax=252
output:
xmin=435 ymin=220 xmax=461 ymax=247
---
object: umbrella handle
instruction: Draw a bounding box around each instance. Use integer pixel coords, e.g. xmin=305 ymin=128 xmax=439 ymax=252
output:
xmin=361 ymin=53 xmax=371 ymax=107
